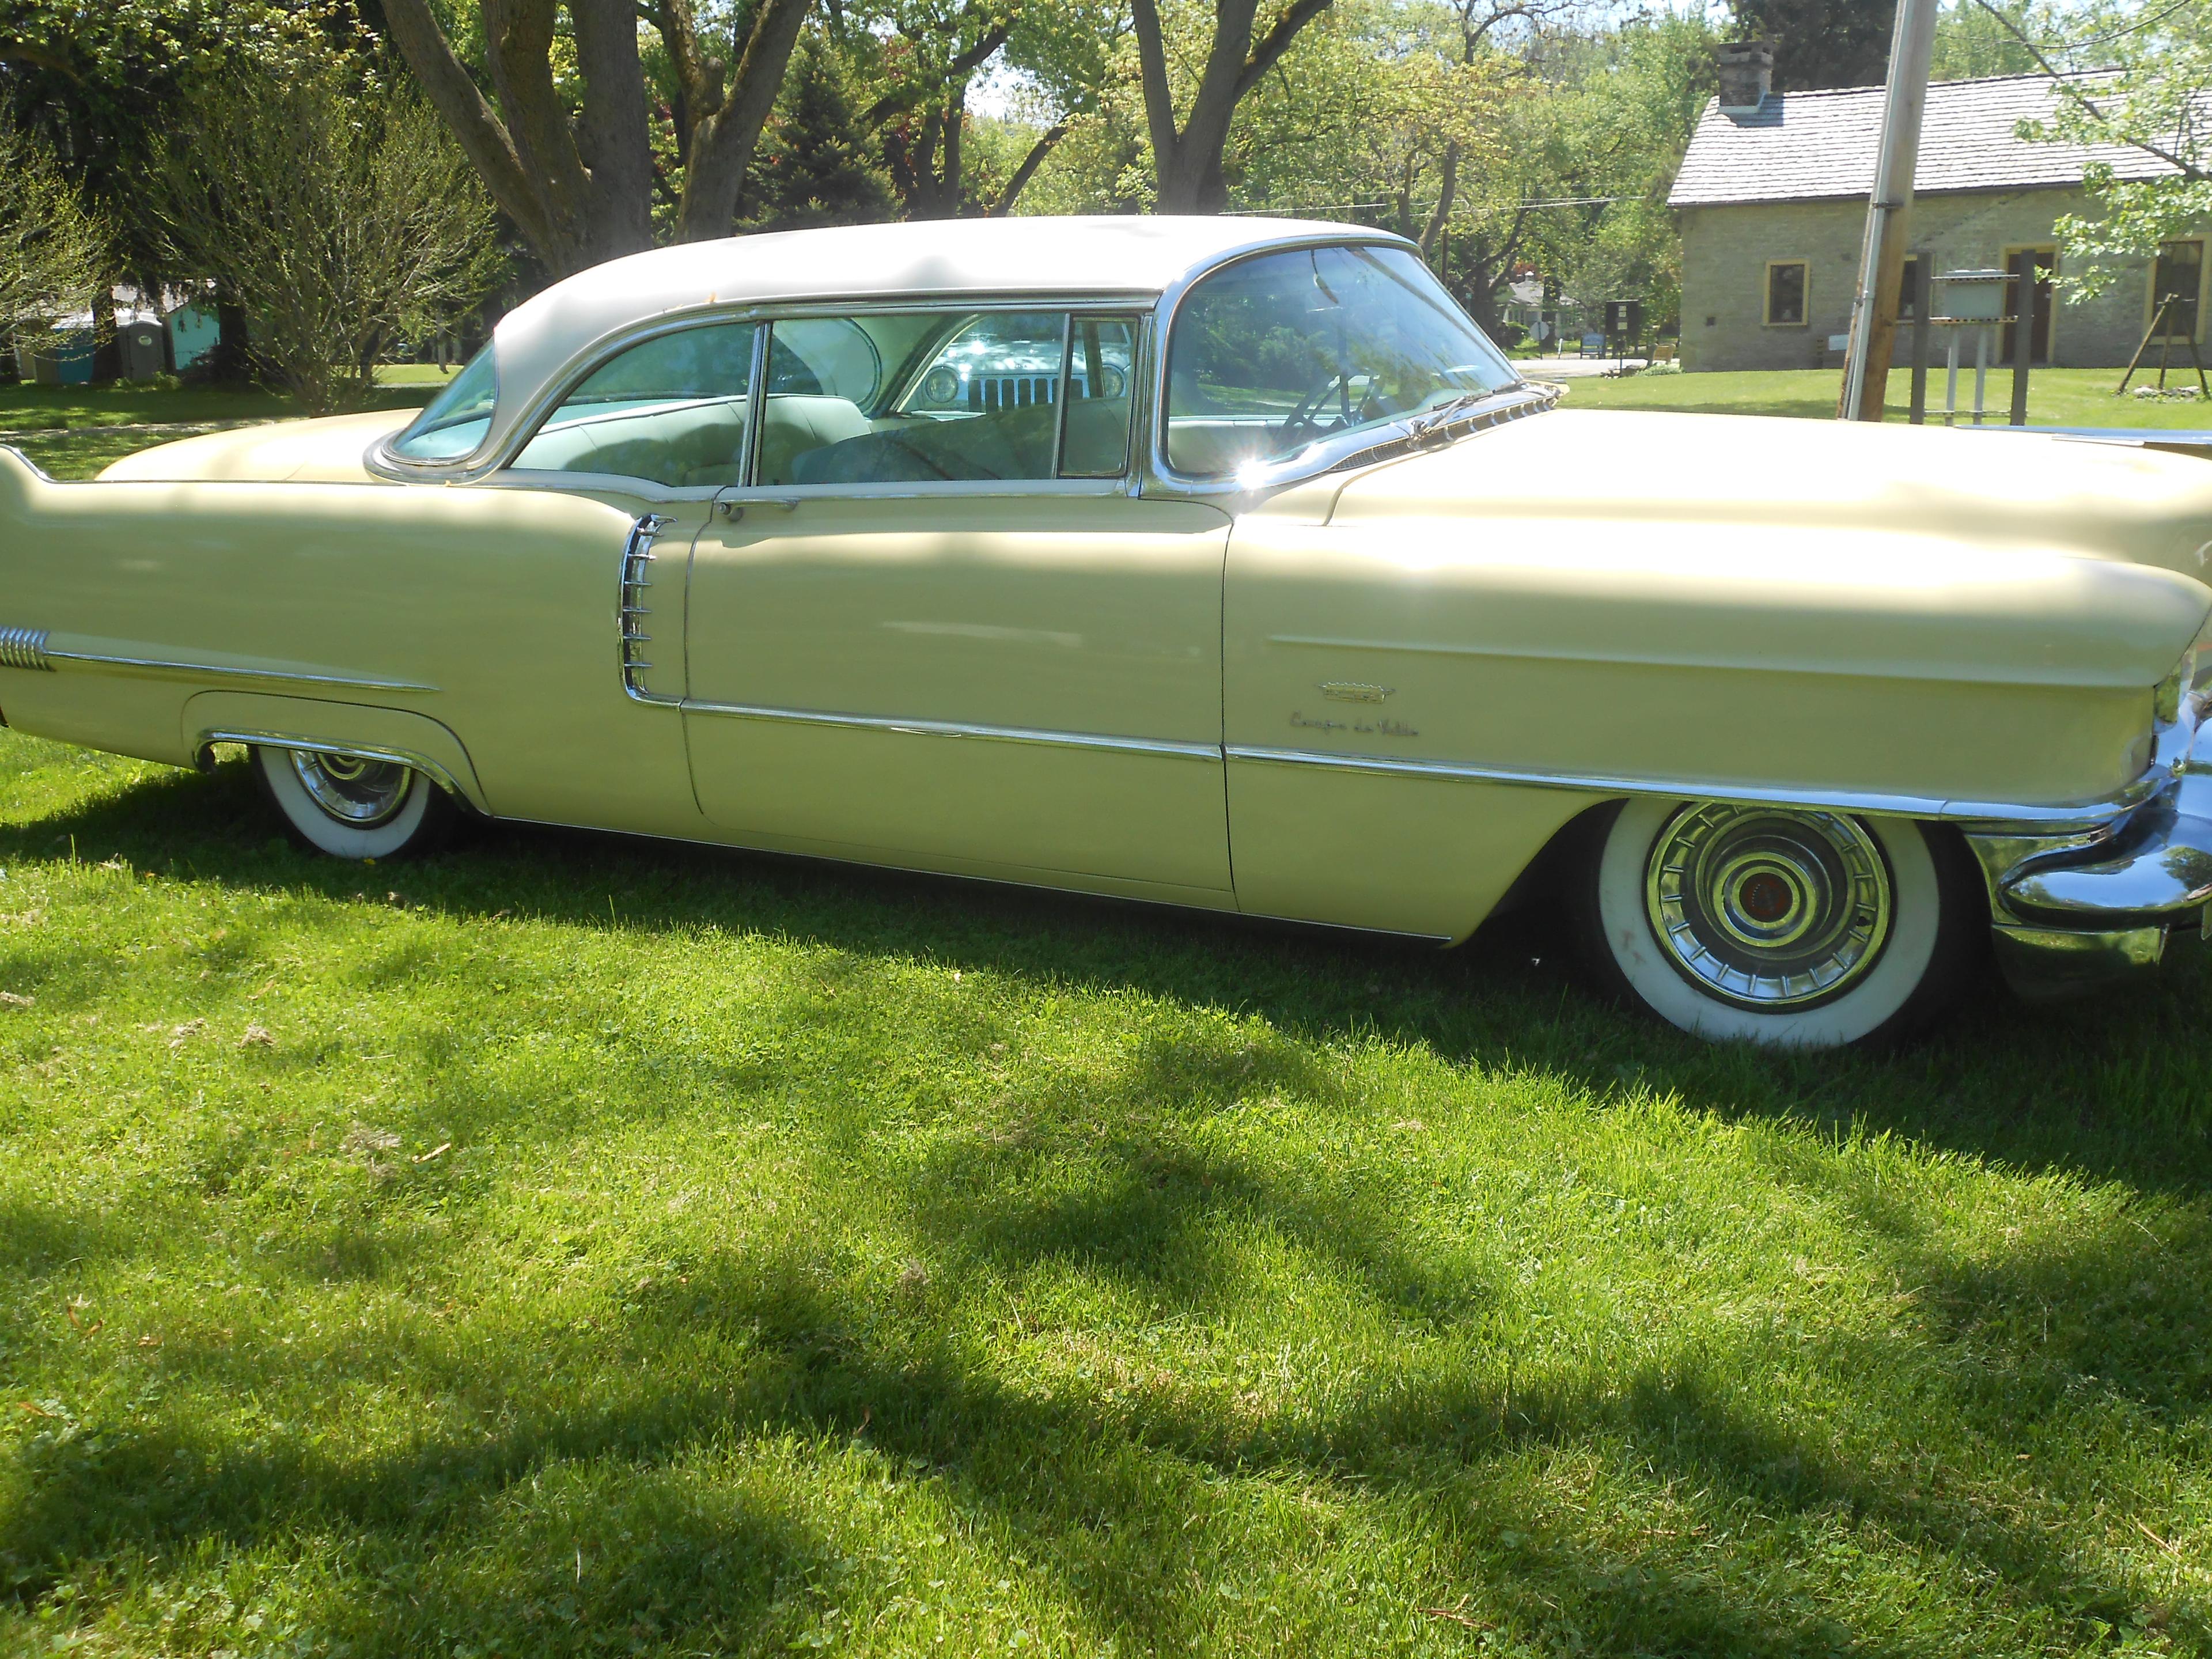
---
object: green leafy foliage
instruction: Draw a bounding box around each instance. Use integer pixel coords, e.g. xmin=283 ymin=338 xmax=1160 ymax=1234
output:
xmin=2018 ymin=2 xmax=2212 ymax=301
xmin=1727 ymin=0 xmax=1896 ymax=91
xmin=141 ymin=59 xmax=503 ymax=414
xmin=0 ymin=125 xmax=108 ymax=351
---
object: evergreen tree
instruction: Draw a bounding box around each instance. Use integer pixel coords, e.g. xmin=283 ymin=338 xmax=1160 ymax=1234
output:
xmin=1730 ymin=0 xmax=1896 ymax=90
xmin=749 ymin=33 xmax=896 ymax=232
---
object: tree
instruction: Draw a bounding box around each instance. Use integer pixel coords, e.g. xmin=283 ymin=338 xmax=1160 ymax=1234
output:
xmin=1130 ymin=0 xmax=1338 ymax=213
xmin=1986 ymin=0 xmax=2211 ymax=302
xmin=379 ymin=0 xmax=810 ymax=275
xmin=146 ymin=60 xmax=504 ymax=414
xmin=0 ymin=123 xmax=106 ymax=359
xmin=749 ymin=28 xmax=895 ymax=229
xmin=1728 ymin=0 xmax=1895 ymax=90
xmin=0 ymin=0 xmax=282 ymax=378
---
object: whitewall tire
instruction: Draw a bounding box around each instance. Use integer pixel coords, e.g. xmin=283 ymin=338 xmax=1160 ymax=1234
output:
xmin=1569 ymin=798 xmax=1976 ymax=1049
xmin=252 ymin=745 xmax=455 ymax=861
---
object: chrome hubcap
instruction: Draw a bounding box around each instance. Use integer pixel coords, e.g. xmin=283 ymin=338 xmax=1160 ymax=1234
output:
xmin=289 ymin=751 xmax=411 ymax=827
xmin=1645 ymin=805 xmax=1894 ymax=1009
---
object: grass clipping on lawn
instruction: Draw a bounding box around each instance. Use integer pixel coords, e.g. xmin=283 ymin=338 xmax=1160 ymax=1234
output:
xmin=0 ymin=734 xmax=2207 ymax=1657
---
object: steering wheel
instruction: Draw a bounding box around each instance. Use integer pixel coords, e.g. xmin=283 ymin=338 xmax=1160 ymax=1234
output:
xmin=1278 ymin=365 xmax=1351 ymax=443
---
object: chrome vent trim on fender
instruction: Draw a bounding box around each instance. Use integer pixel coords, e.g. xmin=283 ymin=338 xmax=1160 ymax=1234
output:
xmin=0 ymin=627 xmax=52 ymax=672
xmin=618 ymin=513 xmax=680 ymax=705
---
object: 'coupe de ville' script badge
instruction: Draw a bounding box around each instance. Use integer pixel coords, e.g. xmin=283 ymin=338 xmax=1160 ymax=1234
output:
xmin=1292 ymin=681 xmax=1419 ymax=738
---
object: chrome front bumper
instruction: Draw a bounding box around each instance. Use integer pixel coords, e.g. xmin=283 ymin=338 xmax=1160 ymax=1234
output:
xmin=1964 ymin=694 xmax=2212 ymax=1002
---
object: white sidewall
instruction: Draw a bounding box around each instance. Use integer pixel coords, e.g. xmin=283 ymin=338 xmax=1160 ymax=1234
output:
xmin=256 ymin=747 xmax=434 ymax=860
xmin=1596 ymin=799 xmax=1940 ymax=1048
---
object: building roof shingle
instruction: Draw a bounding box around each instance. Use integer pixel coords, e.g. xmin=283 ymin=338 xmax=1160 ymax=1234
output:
xmin=1668 ymin=72 xmax=2177 ymax=208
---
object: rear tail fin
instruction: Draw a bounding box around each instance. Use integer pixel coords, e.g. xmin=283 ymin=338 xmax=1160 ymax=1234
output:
xmin=0 ymin=445 xmax=54 ymax=522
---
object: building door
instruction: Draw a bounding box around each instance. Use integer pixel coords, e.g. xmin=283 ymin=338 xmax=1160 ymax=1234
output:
xmin=2001 ymin=248 xmax=2056 ymax=365
xmin=2150 ymin=240 xmax=2206 ymax=343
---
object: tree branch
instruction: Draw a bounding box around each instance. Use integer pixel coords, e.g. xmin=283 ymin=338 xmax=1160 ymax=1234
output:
xmin=991 ymin=120 xmax=1068 ymax=215
xmin=1234 ymin=0 xmax=1334 ymax=103
xmin=381 ymin=0 xmax=561 ymax=260
xmin=1969 ymin=0 xmax=2206 ymax=183
xmin=0 ymin=42 xmax=80 ymax=81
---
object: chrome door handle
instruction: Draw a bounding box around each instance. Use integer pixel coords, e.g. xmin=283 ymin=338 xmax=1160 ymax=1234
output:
xmin=715 ymin=495 xmax=804 ymax=521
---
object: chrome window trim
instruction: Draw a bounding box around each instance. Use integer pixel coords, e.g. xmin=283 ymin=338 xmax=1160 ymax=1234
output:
xmin=1222 ymin=743 xmax=2164 ymax=831
xmin=706 ymin=476 xmax=1141 ymax=505
xmin=366 ymin=292 xmax=1160 ymax=487
xmin=1142 ymin=233 xmax=1543 ymax=501
xmin=377 ymin=350 xmax=501 ymax=475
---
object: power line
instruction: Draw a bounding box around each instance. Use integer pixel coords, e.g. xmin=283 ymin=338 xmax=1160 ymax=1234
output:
xmin=1227 ymin=194 xmax=1623 ymax=218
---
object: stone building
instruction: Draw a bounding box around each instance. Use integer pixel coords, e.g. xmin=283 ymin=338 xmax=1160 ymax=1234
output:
xmin=1669 ymin=61 xmax=2206 ymax=372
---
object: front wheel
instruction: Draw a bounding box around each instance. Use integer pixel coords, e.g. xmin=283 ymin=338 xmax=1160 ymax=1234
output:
xmin=251 ymin=745 xmax=456 ymax=861
xmin=1567 ymin=799 xmax=1979 ymax=1048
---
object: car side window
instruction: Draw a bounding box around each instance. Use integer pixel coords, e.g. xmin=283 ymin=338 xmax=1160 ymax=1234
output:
xmin=756 ymin=309 xmax=1137 ymax=487
xmin=1059 ymin=316 xmax=1137 ymax=478
xmin=512 ymin=322 xmax=756 ymax=488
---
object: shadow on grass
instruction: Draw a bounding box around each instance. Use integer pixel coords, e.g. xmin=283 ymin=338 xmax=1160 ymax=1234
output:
xmin=4 ymin=739 xmax=2209 ymax=1650
xmin=9 ymin=752 xmax=2207 ymax=1198
xmin=5 ymin=1189 xmax=2200 ymax=1654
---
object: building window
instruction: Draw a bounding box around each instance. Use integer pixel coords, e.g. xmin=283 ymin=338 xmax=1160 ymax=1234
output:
xmin=1764 ymin=260 xmax=1808 ymax=327
xmin=2151 ymin=240 xmax=2205 ymax=342
xmin=1899 ymin=255 xmax=1923 ymax=320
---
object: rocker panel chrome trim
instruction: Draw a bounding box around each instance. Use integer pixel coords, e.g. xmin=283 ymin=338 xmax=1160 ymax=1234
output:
xmin=1223 ymin=743 xmax=2156 ymax=828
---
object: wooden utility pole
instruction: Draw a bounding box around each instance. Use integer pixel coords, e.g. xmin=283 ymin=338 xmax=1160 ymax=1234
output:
xmin=2009 ymin=248 xmax=2038 ymax=426
xmin=1838 ymin=0 xmax=1940 ymax=422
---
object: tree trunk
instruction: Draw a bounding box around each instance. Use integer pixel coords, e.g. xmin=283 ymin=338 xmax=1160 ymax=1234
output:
xmin=385 ymin=0 xmax=805 ymax=270
xmin=89 ymin=287 xmax=120 ymax=384
xmin=1419 ymin=144 xmax=1458 ymax=259
xmin=1133 ymin=0 xmax=1334 ymax=214
xmin=676 ymin=0 xmax=811 ymax=241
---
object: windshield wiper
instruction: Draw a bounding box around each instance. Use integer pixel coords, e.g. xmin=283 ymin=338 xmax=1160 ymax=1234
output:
xmin=1312 ymin=385 xmax=1556 ymax=476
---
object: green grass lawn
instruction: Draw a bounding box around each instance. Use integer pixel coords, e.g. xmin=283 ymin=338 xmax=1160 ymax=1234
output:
xmin=3 ymin=718 xmax=2210 ymax=1656
xmin=1558 ymin=365 xmax=2212 ymax=430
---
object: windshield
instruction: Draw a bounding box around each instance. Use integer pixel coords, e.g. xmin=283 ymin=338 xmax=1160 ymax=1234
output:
xmin=1164 ymin=244 xmax=1518 ymax=480
xmin=389 ymin=344 xmax=498 ymax=461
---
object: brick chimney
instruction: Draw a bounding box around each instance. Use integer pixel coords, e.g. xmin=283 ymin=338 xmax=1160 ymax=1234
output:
xmin=1717 ymin=40 xmax=1774 ymax=115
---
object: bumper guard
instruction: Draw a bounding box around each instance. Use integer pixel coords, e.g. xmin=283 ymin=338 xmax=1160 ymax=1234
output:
xmin=1964 ymin=692 xmax=2212 ymax=1002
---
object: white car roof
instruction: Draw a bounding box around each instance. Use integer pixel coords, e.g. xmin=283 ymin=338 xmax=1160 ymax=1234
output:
xmin=476 ymin=215 xmax=1404 ymax=460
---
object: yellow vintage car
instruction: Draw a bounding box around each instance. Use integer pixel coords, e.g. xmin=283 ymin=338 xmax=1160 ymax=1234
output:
xmin=2 ymin=217 xmax=2209 ymax=1047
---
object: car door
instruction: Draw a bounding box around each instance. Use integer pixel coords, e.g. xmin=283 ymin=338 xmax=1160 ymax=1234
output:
xmin=680 ymin=306 xmax=1236 ymax=900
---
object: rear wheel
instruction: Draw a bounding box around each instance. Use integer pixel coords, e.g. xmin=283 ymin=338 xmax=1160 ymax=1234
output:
xmin=252 ymin=745 xmax=455 ymax=861
xmin=1567 ymin=798 xmax=1977 ymax=1048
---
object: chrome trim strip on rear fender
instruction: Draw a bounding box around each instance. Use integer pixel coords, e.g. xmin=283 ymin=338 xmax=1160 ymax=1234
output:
xmin=47 ymin=649 xmax=436 ymax=694
xmin=681 ymin=699 xmax=1221 ymax=762
xmin=1223 ymin=743 xmax=2160 ymax=828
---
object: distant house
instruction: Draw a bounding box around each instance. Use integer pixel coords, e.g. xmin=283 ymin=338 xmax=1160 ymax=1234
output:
xmin=1669 ymin=63 xmax=2207 ymax=372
